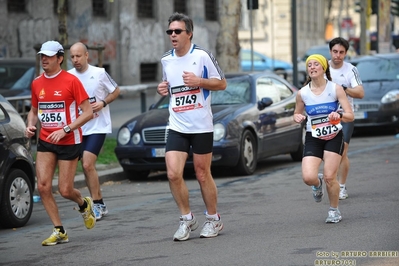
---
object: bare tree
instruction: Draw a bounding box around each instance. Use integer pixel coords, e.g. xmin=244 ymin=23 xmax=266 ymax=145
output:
xmin=325 ymin=0 xmax=333 ymax=26
xmin=324 ymin=0 xmax=333 ymax=25
xmin=217 ymin=0 xmax=241 ymax=73
xmin=57 ymin=0 xmax=68 ymax=70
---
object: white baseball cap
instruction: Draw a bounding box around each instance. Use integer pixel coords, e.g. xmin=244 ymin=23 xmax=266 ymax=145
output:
xmin=37 ymin=41 xmax=64 ymax=56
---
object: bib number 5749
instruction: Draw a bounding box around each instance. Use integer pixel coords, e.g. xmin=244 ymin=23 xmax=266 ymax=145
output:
xmin=175 ymin=95 xmax=197 ymax=106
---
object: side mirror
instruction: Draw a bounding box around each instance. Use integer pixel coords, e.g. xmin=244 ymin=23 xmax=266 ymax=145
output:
xmin=257 ymin=97 xmax=273 ymax=110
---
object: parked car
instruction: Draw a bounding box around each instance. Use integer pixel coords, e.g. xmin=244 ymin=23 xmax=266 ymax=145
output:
xmin=115 ymin=72 xmax=305 ymax=179
xmin=297 ymin=44 xmax=358 ymax=84
xmin=0 ymin=58 xmax=36 ymax=98
xmin=241 ymin=49 xmax=293 ymax=72
xmin=349 ymin=53 xmax=399 ymax=132
xmin=0 ymin=58 xmax=36 ymax=116
xmin=0 ymin=94 xmax=35 ymax=228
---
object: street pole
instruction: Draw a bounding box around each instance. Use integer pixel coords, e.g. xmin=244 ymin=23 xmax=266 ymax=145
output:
xmin=271 ymin=0 xmax=275 ymax=71
xmin=249 ymin=0 xmax=254 ymax=71
xmin=291 ymin=0 xmax=298 ymax=88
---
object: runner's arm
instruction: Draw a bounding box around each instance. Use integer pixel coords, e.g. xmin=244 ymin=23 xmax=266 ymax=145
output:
xmin=68 ymin=99 xmax=93 ymax=131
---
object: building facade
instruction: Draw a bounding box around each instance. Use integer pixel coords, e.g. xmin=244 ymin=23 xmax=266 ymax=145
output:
xmin=239 ymin=0 xmax=326 ymax=63
xmin=0 ymin=0 xmax=222 ymax=85
xmin=4 ymin=0 xmax=385 ymax=86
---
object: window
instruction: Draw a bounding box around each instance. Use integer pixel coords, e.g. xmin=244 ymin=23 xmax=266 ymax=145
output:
xmin=7 ymin=0 xmax=25 ymax=13
xmin=212 ymin=77 xmax=251 ymax=105
xmin=53 ymin=0 xmax=68 ymax=14
xmin=256 ymin=77 xmax=292 ymax=104
xmin=173 ymin=0 xmax=187 ymax=14
xmin=138 ymin=0 xmax=154 ymax=18
xmin=93 ymin=0 xmax=106 ymax=17
xmin=205 ymin=0 xmax=218 ymax=21
xmin=140 ymin=63 xmax=157 ymax=82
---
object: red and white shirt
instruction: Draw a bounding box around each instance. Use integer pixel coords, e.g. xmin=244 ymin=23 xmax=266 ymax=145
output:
xmin=31 ymin=70 xmax=89 ymax=145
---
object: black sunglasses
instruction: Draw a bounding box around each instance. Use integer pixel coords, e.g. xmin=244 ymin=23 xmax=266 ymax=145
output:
xmin=166 ymin=29 xmax=187 ymax=35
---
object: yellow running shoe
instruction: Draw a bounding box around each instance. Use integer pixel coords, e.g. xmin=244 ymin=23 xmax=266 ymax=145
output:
xmin=79 ymin=197 xmax=96 ymax=229
xmin=42 ymin=228 xmax=69 ymax=246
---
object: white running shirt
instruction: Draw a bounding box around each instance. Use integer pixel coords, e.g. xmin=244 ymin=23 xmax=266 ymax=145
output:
xmin=329 ymin=61 xmax=362 ymax=111
xmin=161 ymin=43 xmax=225 ymax=133
xmin=69 ymin=65 xmax=118 ymax=135
xmin=300 ymin=80 xmax=342 ymax=140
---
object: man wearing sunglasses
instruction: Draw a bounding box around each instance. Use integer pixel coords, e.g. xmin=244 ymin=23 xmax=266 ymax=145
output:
xmin=157 ymin=12 xmax=227 ymax=241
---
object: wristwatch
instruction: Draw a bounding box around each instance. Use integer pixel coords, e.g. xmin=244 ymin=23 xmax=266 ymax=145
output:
xmin=63 ymin=125 xmax=71 ymax=134
xmin=102 ymin=100 xmax=107 ymax=107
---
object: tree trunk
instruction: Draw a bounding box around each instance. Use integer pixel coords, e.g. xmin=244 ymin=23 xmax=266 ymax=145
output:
xmin=217 ymin=0 xmax=241 ymax=73
xmin=58 ymin=0 xmax=68 ymax=70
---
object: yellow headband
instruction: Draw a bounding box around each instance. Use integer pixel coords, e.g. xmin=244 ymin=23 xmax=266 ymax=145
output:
xmin=305 ymin=54 xmax=328 ymax=71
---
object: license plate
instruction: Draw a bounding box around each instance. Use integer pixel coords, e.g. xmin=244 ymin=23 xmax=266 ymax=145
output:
xmin=152 ymin=148 xmax=165 ymax=157
xmin=354 ymin=111 xmax=366 ymax=119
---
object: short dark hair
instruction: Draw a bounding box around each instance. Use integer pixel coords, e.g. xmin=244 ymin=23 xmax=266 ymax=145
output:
xmin=329 ymin=37 xmax=349 ymax=52
xmin=168 ymin=12 xmax=194 ymax=40
xmin=56 ymin=50 xmax=64 ymax=56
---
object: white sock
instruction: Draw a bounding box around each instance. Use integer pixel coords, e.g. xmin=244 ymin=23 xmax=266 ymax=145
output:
xmin=206 ymin=213 xmax=220 ymax=220
xmin=182 ymin=212 xmax=193 ymax=220
xmin=339 ymin=183 xmax=346 ymax=188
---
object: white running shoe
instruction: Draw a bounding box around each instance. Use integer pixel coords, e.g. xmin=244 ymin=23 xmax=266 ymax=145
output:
xmin=339 ymin=186 xmax=348 ymax=200
xmin=312 ymin=174 xmax=324 ymax=203
xmin=325 ymin=209 xmax=342 ymax=223
xmin=200 ymin=215 xmax=223 ymax=238
xmin=173 ymin=215 xmax=199 ymax=241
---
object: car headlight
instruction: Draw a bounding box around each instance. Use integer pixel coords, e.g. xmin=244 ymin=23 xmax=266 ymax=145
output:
xmin=381 ymin=90 xmax=399 ymax=104
xmin=117 ymin=127 xmax=131 ymax=145
xmin=213 ymin=123 xmax=225 ymax=141
xmin=132 ymin=132 xmax=141 ymax=145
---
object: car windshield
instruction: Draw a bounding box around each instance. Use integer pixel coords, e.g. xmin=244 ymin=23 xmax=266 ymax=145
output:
xmin=212 ymin=76 xmax=251 ymax=105
xmin=0 ymin=64 xmax=34 ymax=90
xmin=355 ymin=58 xmax=399 ymax=82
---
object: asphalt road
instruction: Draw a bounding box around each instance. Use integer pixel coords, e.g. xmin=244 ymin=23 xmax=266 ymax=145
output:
xmin=1 ymin=132 xmax=398 ymax=266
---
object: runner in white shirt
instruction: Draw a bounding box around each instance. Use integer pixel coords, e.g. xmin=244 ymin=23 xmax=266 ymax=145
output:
xmin=328 ymin=37 xmax=364 ymax=200
xmin=157 ymin=13 xmax=227 ymax=241
xmin=69 ymin=42 xmax=120 ymax=220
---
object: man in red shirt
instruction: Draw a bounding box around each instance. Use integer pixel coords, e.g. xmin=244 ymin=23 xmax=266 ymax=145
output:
xmin=25 ymin=40 xmax=95 ymax=246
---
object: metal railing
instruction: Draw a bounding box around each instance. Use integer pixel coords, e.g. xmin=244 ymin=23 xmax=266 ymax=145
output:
xmin=4 ymin=95 xmax=31 ymax=121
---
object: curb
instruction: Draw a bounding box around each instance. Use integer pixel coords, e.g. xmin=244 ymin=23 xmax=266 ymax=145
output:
xmin=49 ymin=167 xmax=126 ymax=193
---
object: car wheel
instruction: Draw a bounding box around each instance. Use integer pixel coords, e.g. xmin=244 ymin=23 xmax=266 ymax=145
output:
xmin=290 ymin=125 xmax=305 ymax=162
xmin=124 ymin=170 xmax=151 ymax=180
xmin=234 ymin=130 xmax=257 ymax=175
xmin=0 ymin=169 xmax=33 ymax=228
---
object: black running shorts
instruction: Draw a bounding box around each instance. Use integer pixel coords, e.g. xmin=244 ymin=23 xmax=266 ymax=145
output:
xmin=165 ymin=129 xmax=213 ymax=154
xmin=303 ymin=131 xmax=344 ymax=159
xmin=37 ymin=139 xmax=81 ymax=160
